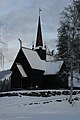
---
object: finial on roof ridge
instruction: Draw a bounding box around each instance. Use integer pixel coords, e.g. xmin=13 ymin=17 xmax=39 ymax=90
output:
xmin=18 ymin=38 xmax=22 ymax=49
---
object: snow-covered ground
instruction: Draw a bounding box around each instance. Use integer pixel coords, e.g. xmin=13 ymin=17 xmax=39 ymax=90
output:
xmin=0 ymin=90 xmax=80 ymax=120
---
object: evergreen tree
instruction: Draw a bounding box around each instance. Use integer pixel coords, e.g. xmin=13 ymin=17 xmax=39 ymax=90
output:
xmin=57 ymin=22 xmax=69 ymax=61
xmin=57 ymin=0 xmax=80 ymax=70
xmin=57 ymin=0 xmax=80 ymax=104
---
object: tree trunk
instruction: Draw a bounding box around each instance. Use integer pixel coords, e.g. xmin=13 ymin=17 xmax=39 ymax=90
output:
xmin=69 ymin=61 xmax=73 ymax=104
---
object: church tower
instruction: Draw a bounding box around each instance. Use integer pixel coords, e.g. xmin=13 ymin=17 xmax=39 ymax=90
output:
xmin=34 ymin=9 xmax=46 ymax=60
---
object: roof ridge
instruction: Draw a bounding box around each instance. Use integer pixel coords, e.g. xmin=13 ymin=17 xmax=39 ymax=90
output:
xmin=22 ymin=47 xmax=35 ymax=52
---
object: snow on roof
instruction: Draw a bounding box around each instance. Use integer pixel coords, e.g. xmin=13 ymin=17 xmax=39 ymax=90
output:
xmin=44 ymin=61 xmax=63 ymax=75
xmin=22 ymin=48 xmax=45 ymax=71
xmin=17 ymin=64 xmax=27 ymax=77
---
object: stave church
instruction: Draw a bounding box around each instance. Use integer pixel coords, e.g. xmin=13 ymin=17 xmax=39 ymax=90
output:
xmin=10 ymin=11 xmax=68 ymax=90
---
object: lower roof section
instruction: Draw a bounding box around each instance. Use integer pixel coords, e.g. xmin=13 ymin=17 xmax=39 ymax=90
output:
xmin=17 ymin=63 xmax=27 ymax=77
xmin=44 ymin=61 xmax=63 ymax=75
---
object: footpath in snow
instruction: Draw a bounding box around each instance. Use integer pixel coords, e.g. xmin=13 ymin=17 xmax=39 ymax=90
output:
xmin=0 ymin=90 xmax=80 ymax=120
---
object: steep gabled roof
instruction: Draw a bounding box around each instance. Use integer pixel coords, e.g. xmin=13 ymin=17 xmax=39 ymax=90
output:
xmin=36 ymin=15 xmax=43 ymax=47
xmin=11 ymin=46 xmax=64 ymax=75
xmin=22 ymin=47 xmax=45 ymax=71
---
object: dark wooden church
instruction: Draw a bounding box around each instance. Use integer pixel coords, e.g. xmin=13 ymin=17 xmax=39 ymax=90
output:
xmin=10 ymin=12 xmax=68 ymax=90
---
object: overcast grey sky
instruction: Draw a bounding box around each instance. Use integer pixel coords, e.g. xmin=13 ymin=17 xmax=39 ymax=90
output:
xmin=0 ymin=0 xmax=72 ymax=70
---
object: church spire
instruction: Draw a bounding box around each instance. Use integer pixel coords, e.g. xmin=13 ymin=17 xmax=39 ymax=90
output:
xmin=36 ymin=9 xmax=43 ymax=47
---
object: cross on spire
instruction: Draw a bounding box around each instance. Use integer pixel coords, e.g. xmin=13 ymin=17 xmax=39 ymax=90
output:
xmin=39 ymin=8 xmax=42 ymax=16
